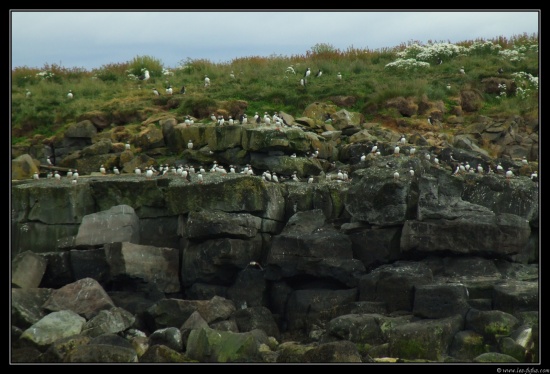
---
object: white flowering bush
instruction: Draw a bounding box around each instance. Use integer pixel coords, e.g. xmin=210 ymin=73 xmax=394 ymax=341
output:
xmin=385 ymin=58 xmax=430 ymax=72
xmin=36 ymin=70 xmax=55 ymax=79
xmin=467 ymin=41 xmax=502 ymax=56
xmin=162 ymin=68 xmax=174 ymax=76
xmin=511 ymin=71 xmax=538 ymax=99
xmin=498 ymin=83 xmax=507 ymax=98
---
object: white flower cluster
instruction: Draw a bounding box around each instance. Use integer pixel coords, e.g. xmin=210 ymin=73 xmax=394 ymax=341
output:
xmin=511 ymin=71 xmax=538 ymax=99
xmin=498 ymin=49 xmax=524 ymax=62
xmin=385 ymin=58 xmax=430 ymax=71
xmin=162 ymin=68 xmax=174 ymax=76
xmin=467 ymin=41 xmax=502 ymax=55
xmin=498 ymin=83 xmax=507 ymax=98
xmin=36 ymin=71 xmax=54 ymax=79
xmin=126 ymin=69 xmax=138 ymax=80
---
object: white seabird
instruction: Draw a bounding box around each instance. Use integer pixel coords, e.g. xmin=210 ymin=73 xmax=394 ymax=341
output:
xmin=67 ymin=90 xmax=74 ymax=99
xmin=188 ymin=139 xmax=193 ymax=150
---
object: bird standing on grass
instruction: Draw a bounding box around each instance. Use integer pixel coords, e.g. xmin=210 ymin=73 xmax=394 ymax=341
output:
xmin=67 ymin=90 xmax=74 ymax=99
xmin=315 ymin=69 xmax=322 ymax=78
xmin=139 ymin=69 xmax=150 ymax=81
xmin=337 ymin=72 xmax=342 ymax=80
xmin=428 ymin=116 xmax=434 ymax=126
xmin=152 ymin=88 xmax=160 ymax=96
xmin=204 ymin=75 xmax=210 ymax=87
xmin=459 ymin=66 xmax=465 ymax=75
xmin=180 ymin=85 xmax=186 ymax=94
xmin=166 ymin=85 xmax=173 ymax=95
xmin=304 ymin=68 xmax=311 ymax=79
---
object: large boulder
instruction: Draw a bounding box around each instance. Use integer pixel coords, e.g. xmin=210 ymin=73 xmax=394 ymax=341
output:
xmin=75 ymin=205 xmax=140 ymax=247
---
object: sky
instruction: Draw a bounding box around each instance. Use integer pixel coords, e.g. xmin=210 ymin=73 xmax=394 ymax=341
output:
xmin=10 ymin=10 xmax=540 ymax=71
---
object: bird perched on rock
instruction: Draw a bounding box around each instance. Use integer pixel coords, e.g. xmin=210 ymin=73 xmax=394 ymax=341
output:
xmin=530 ymin=171 xmax=538 ymax=182
xmin=67 ymin=169 xmax=73 ymax=179
xmin=197 ymin=172 xmax=203 ymax=184
xmin=145 ymin=167 xmax=154 ymax=179
xmin=211 ymin=113 xmax=217 ymax=122
xmin=394 ymin=144 xmax=400 ymax=157
xmin=393 ymin=171 xmax=400 ymax=180
xmin=72 ymin=169 xmax=79 ymax=180
xmin=54 ymin=171 xmax=61 ymax=182
xmin=521 ymin=156 xmax=528 ymax=165
xmin=477 ymin=164 xmax=484 ymax=174
xmin=308 ymin=175 xmax=314 ymax=184
xmin=409 ymin=167 xmax=415 ymax=177
xmin=360 ymin=153 xmax=366 ymax=162
xmin=113 ymin=166 xmax=120 ymax=175
xmin=67 ymin=90 xmax=74 ymax=99
xmin=409 ymin=146 xmax=416 ymax=157
xmin=240 ymin=114 xmax=248 ymax=124
xmin=371 ymin=142 xmax=378 ymax=154
xmin=99 ymin=164 xmax=106 ymax=175
xmin=134 ymin=167 xmax=141 ymax=176
xmin=272 ymin=172 xmax=279 ymax=183
xmin=125 ymin=141 xmax=131 ymax=150
xmin=505 ymin=168 xmax=514 ymax=182
xmin=496 ymin=163 xmax=504 ymax=174
xmin=188 ymin=139 xmax=193 ymax=150
xmin=33 ymin=172 xmax=39 ymax=180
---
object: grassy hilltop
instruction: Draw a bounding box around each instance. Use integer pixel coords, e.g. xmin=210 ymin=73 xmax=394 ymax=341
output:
xmin=11 ymin=34 xmax=538 ymax=150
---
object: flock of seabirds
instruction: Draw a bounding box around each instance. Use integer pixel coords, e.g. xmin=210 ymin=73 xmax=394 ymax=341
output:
xmin=29 ymin=66 xmax=538 ymax=186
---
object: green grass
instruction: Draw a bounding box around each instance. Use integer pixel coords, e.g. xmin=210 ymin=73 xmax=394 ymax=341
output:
xmin=11 ymin=34 xmax=538 ymax=145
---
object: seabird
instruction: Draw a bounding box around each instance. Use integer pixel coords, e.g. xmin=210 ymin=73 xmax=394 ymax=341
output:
xmin=72 ymin=170 xmax=79 ymax=180
xmin=399 ymin=134 xmax=406 ymax=145
xmin=304 ymin=68 xmax=311 ymax=78
xmin=433 ymin=156 xmax=440 ymax=167
xmin=46 ymin=157 xmax=52 ymax=165
xmin=410 ymin=147 xmax=416 ymax=157
xmin=66 ymin=169 xmax=73 ymax=179
xmin=135 ymin=167 xmax=141 ymax=176
xmin=425 ymin=153 xmax=431 ymax=161
xmin=197 ymin=172 xmax=203 ymax=183
xmin=315 ymin=69 xmax=322 ymax=78
xmin=308 ymin=175 xmax=314 ymax=184
xmin=300 ymin=78 xmax=306 ymax=87
xmin=204 ymin=75 xmax=210 ymax=87
xmin=393 ymin=171 xmax=400 ymax=180
xmin=360 ymin=153 xmax=366 ymax=162
xmin=33 ymin=172 xmax=39 ymax=180
xmin=409 ymin=167 xmax=415 ymax=177
xmin=188 ymin=139 xmax=193 ymax=149
xmin=229 ymin=165 xmax=236 ymax=173
xmin=230 ymin=71 xmax=235 ymax=79
xmin=146 ymin=167 xmax=154 ymax=179
xmin=264 ymin=171 xmax=272 ymax=181
xmin=286 ymin=66 xmax=296 ymax=74
xmin=446 ymin=83 xmax=451 ymax=90
xmin=459 ymin=66 xmax=465 ymax=75
xmin=530 ymin=171 xmax=538 ymax=182
xmin=138 ymin=69 xmax=150 ymax=81
xmin=459 ymin=163 xmax=466 ymax=174
xmin=228 ymin=116 xmax=234 ymax=125
xmin=498 ymin=68 xmax=504 ymax=74
xmin=465 ymin=162 xmax=470 ymax=172
xmin=394 ymin=144 xmax=400 ymax=157
xmin=67 ymin=90 xmax=74 ymax=99
xmin=437 ymin=58 xmax=443 ymax=65
xmin=113 ymin=166 xmax=120 ymax=175
xmin=99 ymin=164 xmax=106 ymax=175
xmin=290 ymin=153 xmax=297 ymax=158
xmin=211 ymin=113 xmax=217 ymax=122
xmin=337 ymin=170 xmax=344 ymax=180
xmin=218 ymin=115 xmax=225 ymax=126
xmin=54 ymin=171 xmax=61 ymax=182
xmin=477 ymin=164 xmax=484 ymax=174
xmin=428 ymin=116 xmax=434 ymax=126
xmin=125 ymin=141 xmax=131 ymax=150
xmin=166 ymin=85 xmax=173 ymax=95
xmin=72 ymin=178 xmax=77 ymax=185
xmin=47 ymin=171 xmax=53 ymax=179
xmin=496 ymin=163 xmax=504 ymax=174
xmin=25 ymin=89 xmax=31 ymax=98
xmin=152 ymin=88 xmax=160 ymax=96
xmin=240 ymin=114 xmax=248 ymax=124
xmin=272 ymin=172 xmax=279 ymax=183
xmin=337 ymin=72 xmax=342 ymax=80
xmin=505 ymin=168 xmax=514 ymax=182
xmin=180 ymin=85 xmax=186 ymax=94
xmin=371 ymin=142 xmax=378 ymax=154
xmin=246 ymin=261 xmax=264 ymax=271
xmin=264 ymin=112 xmax=271 ymax=125
xmin=522 ymin=156 xmax=528 ymax=165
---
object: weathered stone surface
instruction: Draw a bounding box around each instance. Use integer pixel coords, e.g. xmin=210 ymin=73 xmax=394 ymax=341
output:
xmin=65 ymin=344 xmax=138 ymax=363
xmin=139 ymin=344 xmax=189 ymax=363
xmin=232 ymin=306 xmax=280 ymax=340
xmin=65 ymin=120 xmax=97 ymax=139
xmin=12 ymin=251 xmax=47 ymax=288
xmin=105 ymin=242 xmax=180 ymax=293
xmin=38 ymin=335 xmax=92 ymax=363
xmin=11 ymin=154 xmax=39 ymax=180
xmin=11 ymin=288 xmax=53 ymax=329
xmin=186 ymin=209 xmax=261 ymax=240
xmin=75 ymin=205 xmax=140 ymax=246
xmin=465 ymin=309 xmax=520 ymax=342
xmin=149 ymin=327 xmax=183 ymax=352
xmin=413 ymin=284 xmax=471 ymax=319
xmin=327 ymin=314 xmax=385 ymax=345
xmin=81 ymin=307 xmax=136 ymax=338
xmin=69 ymin=248 xmax=110 ymax=284
xmin=492 ymin=281 xmax=539 ymax=315
xmin=303 ymin=340 xmax=362 ymax=363
xmin=20 ymin=310 xmax=86 ymax=348
xmin=449 ymin=330 xmax=487 ymax=361
xmin=43 ymin=278 xmax=115 ymax=319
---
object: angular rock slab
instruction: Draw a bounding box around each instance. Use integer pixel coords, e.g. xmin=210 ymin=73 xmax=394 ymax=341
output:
xmin=75 ymin=204 xmax=139 ymax=246
xmin=11 ymin=251 xmax=47 ymax=289
xmin=20 ymin=310 xmax=86 ymax=348
xmin=105 ymin=242 xmax=180 ymax=293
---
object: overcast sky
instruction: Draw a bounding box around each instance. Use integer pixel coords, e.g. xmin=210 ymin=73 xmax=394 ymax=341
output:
xmin=10 ymin=10 xmax=540 ymax=71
